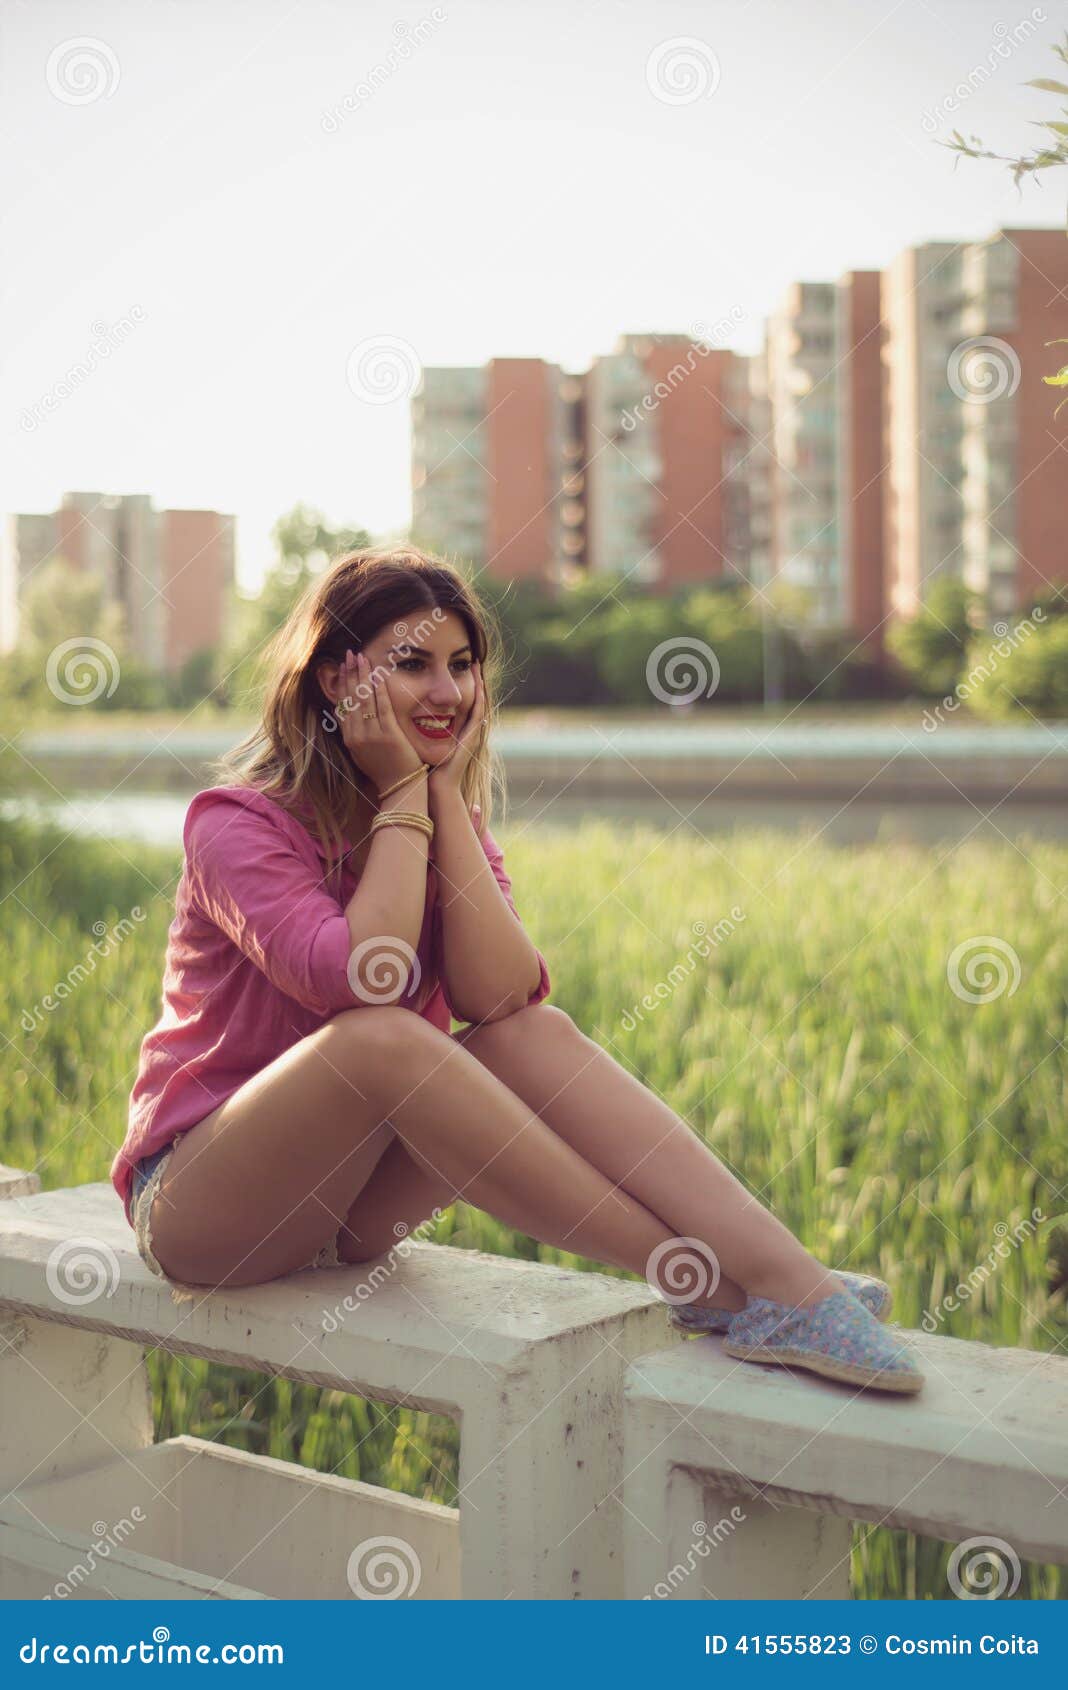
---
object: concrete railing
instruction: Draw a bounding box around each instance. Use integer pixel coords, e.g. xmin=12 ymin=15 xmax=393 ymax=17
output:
xmin=0 ymin=1165 xmax=666 ymax=1600
xmin=2 ymin=1163 xmax=1067 ymax=1601
xmin=622 ymin=1330 xmax=1068 ymax=1599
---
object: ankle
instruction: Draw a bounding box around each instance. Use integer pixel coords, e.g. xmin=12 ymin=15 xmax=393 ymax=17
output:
xmin=745 ymin=1258 xmax=839 ymax=1309
xmin=688 ymin=1284 xmax=746 ymax=1314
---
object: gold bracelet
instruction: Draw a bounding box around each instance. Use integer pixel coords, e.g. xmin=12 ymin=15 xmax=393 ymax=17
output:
xmin=370 ymin=812 xmax=434 ymax=840
xmin=376 ymin=764 xmax=430 ymax=800
xmin=371 ymin=808 xmax=431 ymax=826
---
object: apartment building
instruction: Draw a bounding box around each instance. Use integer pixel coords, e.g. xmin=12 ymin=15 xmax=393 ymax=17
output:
xmin=411 ymin=359 xmax=579 ymax=584
xmin=5 ymin=491 xmax=235 ymax=672
xmin=409 ymin=224 xmax=1067 ymax=640
xmin=883 ymin=226 xmax=1068 ymax=620
xmin=760 ymin=274 xmax=886 ymax=649
xmin=412 ymin=336 xmax=756 ymax=593
xmin=584 ymin=334 xmax=755 ymax=590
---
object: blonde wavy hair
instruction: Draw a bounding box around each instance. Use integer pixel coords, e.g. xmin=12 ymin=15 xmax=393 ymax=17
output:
xmin=211 ymin=545 xmax=508 ymax=895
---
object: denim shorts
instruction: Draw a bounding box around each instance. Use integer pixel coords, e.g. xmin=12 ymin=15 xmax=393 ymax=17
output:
xmin=130 ymin=1136 xmax=343 ymax=1307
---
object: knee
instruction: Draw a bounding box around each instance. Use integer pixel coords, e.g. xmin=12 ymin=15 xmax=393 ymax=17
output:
xmin=461 ymin=1000 xmax=581 ymax=1051
xmin=326 ymin=1004 xmax=449 ymax=1070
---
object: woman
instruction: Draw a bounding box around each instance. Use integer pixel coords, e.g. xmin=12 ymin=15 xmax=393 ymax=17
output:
xmin=111 ymin=546 xmax=922 ymax=1395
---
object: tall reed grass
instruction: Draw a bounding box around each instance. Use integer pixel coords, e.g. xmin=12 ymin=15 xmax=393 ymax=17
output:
xmin=2 ymin=812 xmax=1064 ymax=1598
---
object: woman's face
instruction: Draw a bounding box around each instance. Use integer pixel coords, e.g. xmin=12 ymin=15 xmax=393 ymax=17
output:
xmin=321 ymin=607 xmax=478 ymax=766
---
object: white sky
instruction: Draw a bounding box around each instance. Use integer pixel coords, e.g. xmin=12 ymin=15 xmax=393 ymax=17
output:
xmin=4 ymin=0 xmax=1065 ymax=592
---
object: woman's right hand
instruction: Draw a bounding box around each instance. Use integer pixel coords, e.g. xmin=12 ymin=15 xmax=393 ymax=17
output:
xmin=334 ymin=650 xmax=427 ymax=796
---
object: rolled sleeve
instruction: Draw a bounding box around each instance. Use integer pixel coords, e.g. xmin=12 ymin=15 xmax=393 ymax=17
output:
xmin=479 ymin=825 xmax=552 ymax=1006
xmin=184 ymin=792 xmax=365 ymax=1018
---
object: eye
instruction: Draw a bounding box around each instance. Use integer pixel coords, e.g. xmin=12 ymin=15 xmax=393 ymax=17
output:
xmin=452 ymin=658 xmax=473 ymax=672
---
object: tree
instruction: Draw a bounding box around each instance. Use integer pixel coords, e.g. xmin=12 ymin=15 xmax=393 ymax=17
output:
xmin=944 ymin=31 xmax=1068 ymax=407
xmin=886 ymin=576 xmax=981 ymax=697
xmin=0 ymin=556 xmax=167 ymax=713
xmin=221 ymin=505 xmax=372 ymax=712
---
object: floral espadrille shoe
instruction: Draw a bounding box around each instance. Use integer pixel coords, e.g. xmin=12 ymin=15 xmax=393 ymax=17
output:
xmin=721 ymin=1289 xmax=923 ymax=1395
xmin=667 ymin=1269 xmax=892 ymax=1335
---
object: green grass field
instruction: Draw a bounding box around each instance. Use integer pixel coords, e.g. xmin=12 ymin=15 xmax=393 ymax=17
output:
xmin=2 ymin=811 xmax=1065 ymax=1599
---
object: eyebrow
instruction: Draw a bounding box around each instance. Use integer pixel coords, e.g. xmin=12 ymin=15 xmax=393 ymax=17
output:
xmin=385 ymin=642 xmax=472 ymax=659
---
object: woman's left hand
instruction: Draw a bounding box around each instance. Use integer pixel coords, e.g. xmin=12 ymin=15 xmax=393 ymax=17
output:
xmin=427 ymin=659 xmax=485 ymax=804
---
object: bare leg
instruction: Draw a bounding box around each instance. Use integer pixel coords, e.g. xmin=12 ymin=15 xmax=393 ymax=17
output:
xmin=149 ymin=1005 xmax=699 ymax=1292
xmin=455 ymin=1004 xmax=838 ymax=1310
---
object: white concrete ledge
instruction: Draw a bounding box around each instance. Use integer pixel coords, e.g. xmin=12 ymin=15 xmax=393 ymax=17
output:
xmin=0 ymin=1177 xmax=668 ymax=1599
xmin=623 ymin=1332 xmax=1068 ymax=1599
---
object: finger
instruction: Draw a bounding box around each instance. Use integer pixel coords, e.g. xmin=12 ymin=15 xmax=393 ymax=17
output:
xmin=357 ymin=653 xmax=379 ymax=722
xmin=339 ymin=651 xmax=360 ymax=728
xmin=369 ymin=659 xmax=398 ymax=726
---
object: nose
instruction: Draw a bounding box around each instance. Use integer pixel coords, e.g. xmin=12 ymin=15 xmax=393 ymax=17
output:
xmin=424 ymin=666 xmax=465 ymax=708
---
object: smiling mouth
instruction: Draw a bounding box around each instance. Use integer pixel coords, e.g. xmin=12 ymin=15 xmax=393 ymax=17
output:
xmin=412 ymin=716 xmax=456 ymax=737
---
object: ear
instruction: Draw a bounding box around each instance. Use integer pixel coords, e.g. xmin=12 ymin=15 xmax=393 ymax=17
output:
xmin=316 ymin=658 xmax=344 ymax=705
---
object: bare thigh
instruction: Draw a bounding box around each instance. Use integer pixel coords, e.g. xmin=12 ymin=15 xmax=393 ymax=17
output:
xmin=307 ymin=1026 xmax=505 ymax=1264
xmin=148 ymin=1007 xmax=415 ymax=1289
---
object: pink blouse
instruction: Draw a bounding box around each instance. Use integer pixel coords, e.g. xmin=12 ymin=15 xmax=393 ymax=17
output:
xmin=111 ymin=784 xmax=551 ymax=1226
